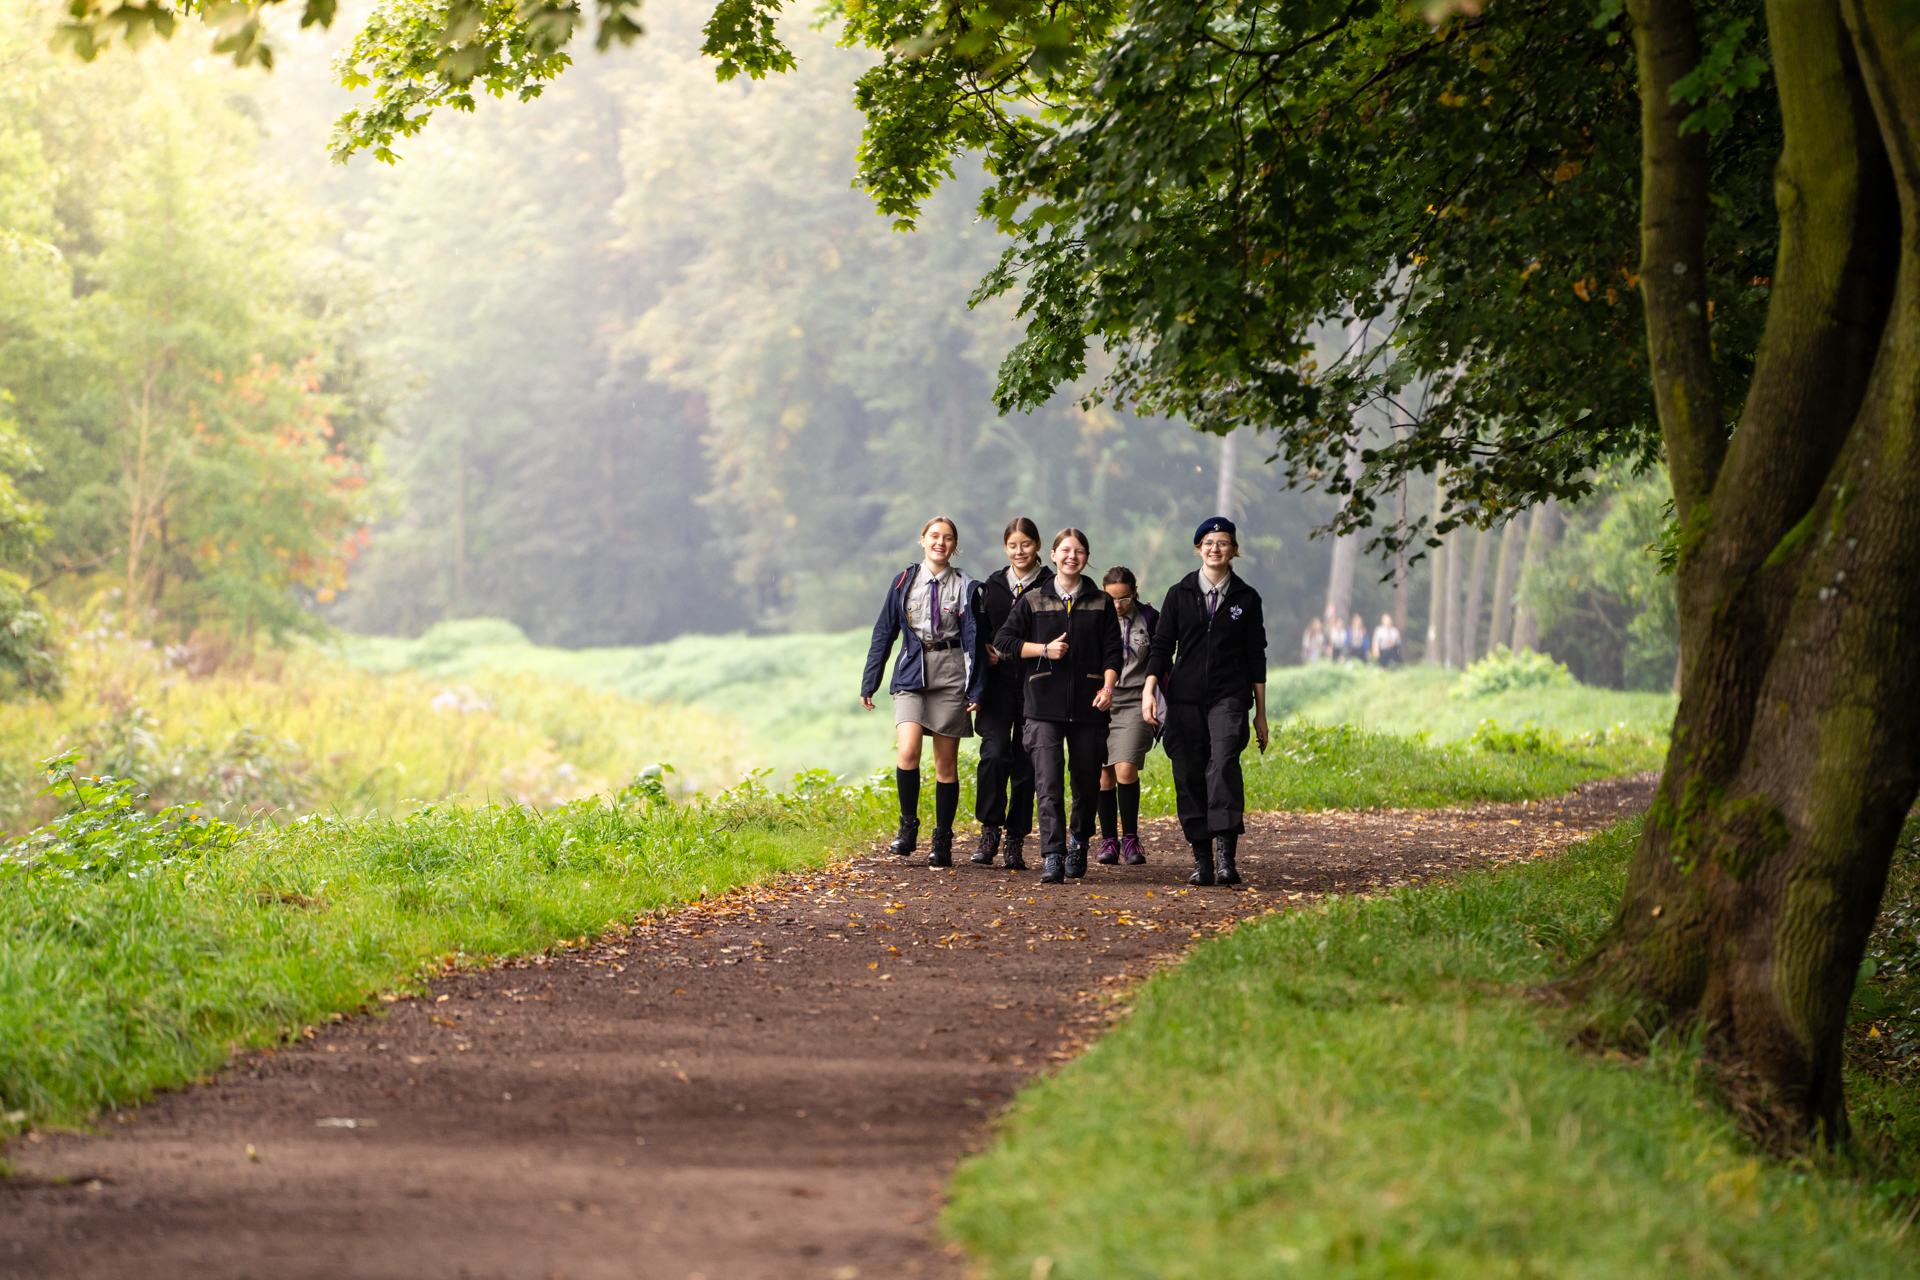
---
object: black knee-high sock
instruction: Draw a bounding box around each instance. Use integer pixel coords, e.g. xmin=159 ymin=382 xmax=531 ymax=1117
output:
xmin=1117 ymin=782 xmax=1141 ymax=835
xmin=934 ymin=780 xmax=959 ymax=832
xmin=1097 ymin=788 xmax=1118 ymax=841
xmin=896 ymin=767 xmax=921 ymax=823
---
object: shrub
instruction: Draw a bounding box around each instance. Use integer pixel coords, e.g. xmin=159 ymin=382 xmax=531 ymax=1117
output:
xmin=1456 ymin=645 xmax=1576 ymax=697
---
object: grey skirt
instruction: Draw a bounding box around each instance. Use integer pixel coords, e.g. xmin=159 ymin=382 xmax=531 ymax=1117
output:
xmin=1105 ymin=691 xmax=1155 ymax=767
xmin=894 ymin=645 xmax=973 ymax=738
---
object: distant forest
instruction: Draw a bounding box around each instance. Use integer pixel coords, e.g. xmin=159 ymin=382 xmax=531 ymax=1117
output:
xmin=0 ymin=0 xmax=1674 ymax=687
xmin=254 ymin=0 xmax=1406 ymax=655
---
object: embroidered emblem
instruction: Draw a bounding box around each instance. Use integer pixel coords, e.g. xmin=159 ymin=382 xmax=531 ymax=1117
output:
xmin=1229 ymin=605 xmax=1244 ymax=620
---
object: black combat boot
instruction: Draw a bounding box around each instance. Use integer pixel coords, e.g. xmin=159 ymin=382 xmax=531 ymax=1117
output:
xmin=1065 ymin=836 xmax=1088 ymax=879
xmin=888 ymin=817 xmax=920 ymax=857
xmin=1002 ymin=832 xmax=1029 ymax=871
xmin=928 ymin=827 xmax=954 ymax=868
xmin=970 ymin=825 xmax=1001 ymax=865
xmin=1188 ymin=841 xmax=1216 ymax=886
xmin=1214 ymin=832 xmax=1242 ymax=886
xmin=1040 ymin=852 xmax=1066 ymax=884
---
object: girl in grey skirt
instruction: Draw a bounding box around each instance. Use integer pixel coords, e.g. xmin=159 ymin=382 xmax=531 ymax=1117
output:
xmin=1096 ymin=566 xmax=1159 ymax=866
xmin=859 ymin=517 xmax=988 ymax=867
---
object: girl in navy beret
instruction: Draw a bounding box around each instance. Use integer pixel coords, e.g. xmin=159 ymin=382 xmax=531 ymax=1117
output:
xmin=1142 ymin=517 xmax=1269 ymax=886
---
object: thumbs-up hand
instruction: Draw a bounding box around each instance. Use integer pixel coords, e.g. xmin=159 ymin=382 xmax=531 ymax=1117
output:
xmin=1045 ymin=634 xmax=1069 ymax=660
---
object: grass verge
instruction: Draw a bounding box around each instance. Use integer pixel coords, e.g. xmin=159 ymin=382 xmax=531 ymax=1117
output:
xmin=946 ymin=820 xmax=1920 ymax=1278
xmin=0 ymin=775 xmax=892 ymax=1128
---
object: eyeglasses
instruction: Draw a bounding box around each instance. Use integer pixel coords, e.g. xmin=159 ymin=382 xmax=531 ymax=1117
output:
xmin=1198 ymin=538 xmax=1234 ymax=551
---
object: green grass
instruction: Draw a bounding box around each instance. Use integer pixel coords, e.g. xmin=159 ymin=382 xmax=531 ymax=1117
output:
xmin=0 ymin=776 xmax=895 ymax=1127
xmin=945 ymin=821 xmax=1920 ymax=1278
xmin=1269 ymin=662 xmax=1677 ymax=744
xmin=0 ymin=718 xmax=1647 ymax=1133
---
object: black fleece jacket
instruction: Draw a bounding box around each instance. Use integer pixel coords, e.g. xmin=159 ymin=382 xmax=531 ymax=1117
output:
xmin=1144 ymin=570 xmax=1268 ymax=706
xmin=975 ymin=564 xmax=1055 ymax=712
xmin=993 ymin=576 xmax=1125 ymax=725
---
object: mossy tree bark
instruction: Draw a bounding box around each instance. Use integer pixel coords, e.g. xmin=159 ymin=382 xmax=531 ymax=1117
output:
xmin=1578 ymin=0 xmax=1918 ymax=1138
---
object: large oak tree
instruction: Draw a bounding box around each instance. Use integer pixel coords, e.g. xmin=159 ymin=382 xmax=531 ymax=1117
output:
xmin=70 ymin=0 xmax=1920 ymax=1135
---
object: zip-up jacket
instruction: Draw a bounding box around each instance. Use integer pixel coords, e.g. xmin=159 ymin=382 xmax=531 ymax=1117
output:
xmin=1145 ymin=570 xmax=1267 ymax=706
xmin=993 ymin=576 xmax=1125 ymax=725
xmin=974 ymin=564 xmax=1056 ymax=712
xmin=861 ymin=564 xmax=988 ymax=705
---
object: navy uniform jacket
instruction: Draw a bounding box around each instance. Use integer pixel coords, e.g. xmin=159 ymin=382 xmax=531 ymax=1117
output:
xmin=861 ymin=564 xmax=988 ymax=705
xmin=1144 ymin=570 xmax=1267 ymax=706
xmin=975 ymin=564 xmax=1056 ymax=713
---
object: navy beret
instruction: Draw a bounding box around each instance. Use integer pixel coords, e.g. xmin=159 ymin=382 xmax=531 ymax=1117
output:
xmin=1193 ymin=516 xmax=1237 ymax=545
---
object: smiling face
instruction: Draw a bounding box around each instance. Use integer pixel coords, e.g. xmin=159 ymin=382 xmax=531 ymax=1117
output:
xmin=1005 ymin=532 xmax=1039 ymax=575
xmin=1197 ymin=532 xmax=1236 ymax=572
xmin=1052 ymin=535 xmax=1088 ymax=577
xmin=921 ymin=520 xmax=957 ymax=566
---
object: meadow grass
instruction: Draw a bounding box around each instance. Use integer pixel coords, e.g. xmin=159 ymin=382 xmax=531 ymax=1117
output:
xmin=343 ymin=620 xmax=1675 ymax=782
xmin=1269 ymin=661 xmax=1677 ymax=744
xmin=944 ymin=820 xmax=1920 ymax=1278
xmin=0 ymin=634 xmax=753 ymax=832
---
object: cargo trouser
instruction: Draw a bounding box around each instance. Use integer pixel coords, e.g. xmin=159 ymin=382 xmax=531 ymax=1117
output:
xmin=1161 ymin=697 xmax=1248 ymax=845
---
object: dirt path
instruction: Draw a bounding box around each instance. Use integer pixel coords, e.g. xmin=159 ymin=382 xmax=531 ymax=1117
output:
xmin=3 ymin=775 xmax=1653 ymax=1280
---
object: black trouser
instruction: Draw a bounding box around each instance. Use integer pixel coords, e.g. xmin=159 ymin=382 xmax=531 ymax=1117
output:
xmin=1022 ymin=719 xmax=1106 ymax=855
xmin=974 ymin=698 xmax=1036 ymax=836
xmin=1162 ymin=697 xmax=1249 ymax=845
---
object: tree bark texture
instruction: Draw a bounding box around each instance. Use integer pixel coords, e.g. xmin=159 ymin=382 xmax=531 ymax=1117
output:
xmin=1489 ymin=518 xmax=1521 ymax=651
xmin=1510 ymin=500 xmax=1559 ymax=653
xmin=1441 ymin=528 xmax=1463 ymax=668
xmin=1426 ymin=474 xmax=1448 ymax=662
xmin=1459 ymin=526 xmax=1491 ymax=665
xmin=1578 ymin=0 xmax=1919 ymax=1138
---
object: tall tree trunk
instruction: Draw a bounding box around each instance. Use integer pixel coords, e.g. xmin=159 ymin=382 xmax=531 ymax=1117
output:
xmin=1510 ymin=500 xmax=1561 ymax=652
xmin=1459 ymin=526 xmax=1492 ymax=665
xmin=453 ymin=438 xmax=469 ymax=614
xmin=1489 ymin=517 xmax=1522 ymax=651
xmin=1574 ymin=0 xmax=1915 ymax=1139
xmin=1216 ymin=427 xmax=1238 ymax=519
xmin=1394 ymin=475 xmax=1410 ymax=639
xmin=1425 ymin=475 xmax=1448 ymax=662
xmin=1325 ymin=445 xmax=1362 ymax=623
xmin=1441 ymin=529 xmax=1464 ymax=668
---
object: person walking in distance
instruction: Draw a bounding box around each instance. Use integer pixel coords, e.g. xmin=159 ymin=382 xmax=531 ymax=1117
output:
xmin=860 ymin=517 xmax=987 ymax=868
xmin=1372 ymin=612 xmax=1403 ymax=667
xmin=994 ymin=529 xmax=1123 ymax=884
xmin=970 ymin=517 xmax=1053 ymax=870
xmin=1142 ymin=517 xmax=1270 ymax=886
xmin=1095 ymin=566 xmax=1158 ymax=866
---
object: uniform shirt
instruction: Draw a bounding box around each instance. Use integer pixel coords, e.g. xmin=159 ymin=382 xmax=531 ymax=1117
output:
xmin=1199 ymin=570 xmax=1231 ymax=620
xmin=1115 ymin=609 xmax=1151 ymax=692
xmin=905 ymin=563 xmax=964 ymax=642
xmin=1009 ymin=565 xmax=1044 ymax=597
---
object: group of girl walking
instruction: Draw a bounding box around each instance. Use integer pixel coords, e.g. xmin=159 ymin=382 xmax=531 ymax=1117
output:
xmin=860 ymin=515 xmax=1269 ymax=887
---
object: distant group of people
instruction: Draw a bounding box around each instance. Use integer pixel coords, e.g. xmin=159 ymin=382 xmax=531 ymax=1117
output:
xmin=1302 ymin=605 xmax=1402 ymax=667
xmin=861 ymin=514 xmax=1268 ymax=889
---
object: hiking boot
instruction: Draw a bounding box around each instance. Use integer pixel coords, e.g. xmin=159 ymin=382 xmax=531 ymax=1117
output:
xmin=928 ymin=827 xmax=954 ymax=869
xmin=888 ymin=817 xmax=920 ymax=857
xmin=1040 ymin=853 xmax=1066 ymax=884
xmin=1188 ymin=842 xmax=1216 ymax=886
xmin=971 ymin=825 xmax=1002 ymax=865
xmin=1095 ymin=837 xmax=1120 ymax=865
xmin=1002 ymin=832 xmax=1029 ymax=871
xmin=1120 ymin=834 xmax=1146 ymax=865
xmin=1065 ymin=837 xmax=1088 ymax=879
xmin=1214 ymin=833 xmax=1241 ymax=885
